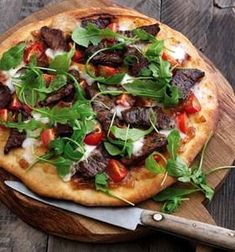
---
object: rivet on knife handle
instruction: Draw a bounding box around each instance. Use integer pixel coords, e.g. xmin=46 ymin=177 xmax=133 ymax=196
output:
xmin=140 ymin=210 xmax=235 ymax=251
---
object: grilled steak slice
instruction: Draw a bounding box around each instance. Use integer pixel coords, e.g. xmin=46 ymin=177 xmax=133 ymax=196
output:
xmin=172 ymin=69 xmax=205 ymax=99
xmin=93 ymin=95 xmax=116 ymax=133
xmin=68 ymin=69 xmax=80 ymax=82
xmin=55 ymin=123 xmax=73 ymax=137
xmin=39 ymin=83 xmax=75 ymax=106
xmin=4 ymin=128 xmax=26 ymax=154
xmin=0 ymin=84 xmax=12 ymax=108
xmin=121 ymin=132 xmax=167 ymax=166
xmin=124 ymin=47 xmax=149 ymax=76
xmin=85 ymin=43 xmax=123 ymax=67
xmin=74 ymin=146 xmax=109 ymax=178
xmin=120 ymin=23 xmax=160 ymax=37
xmin=40 ymin=26 xmax=67 ymax=51
xmin=81 ymin=17 xmax=112 ymax=29
xmin=122 ymin=106 xmax=175 ymax=129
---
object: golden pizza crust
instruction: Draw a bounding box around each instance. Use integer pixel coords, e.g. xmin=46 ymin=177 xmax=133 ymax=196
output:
xmin=0 ymin=7 xmax=218 ymax=206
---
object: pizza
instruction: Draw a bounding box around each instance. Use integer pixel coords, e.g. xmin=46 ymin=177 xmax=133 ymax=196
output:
xmin=0 ymin=7 xmax=218 ymax=206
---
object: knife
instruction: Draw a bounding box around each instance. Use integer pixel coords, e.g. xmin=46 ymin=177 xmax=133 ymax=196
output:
xmin=4 ymin=180 xmax=235 ymax=250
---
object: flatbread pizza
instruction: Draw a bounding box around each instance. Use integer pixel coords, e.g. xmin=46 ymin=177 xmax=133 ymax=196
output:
xmin=0 ymin=7 xmax=218 ymax=206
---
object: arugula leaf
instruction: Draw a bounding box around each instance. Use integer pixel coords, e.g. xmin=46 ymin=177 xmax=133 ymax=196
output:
xmin=161 ymin=197 xmax=184 ymax=213
xmin=49 ymin=138 xmax=65 ymax=155
xmin=0 ymin=118 xmax=45 ymax=132
xmin=123 ymin=80 xmax=165 ymax=99
xmin=104 ymin=141 xmax=122 ymax=156
xmin=145 ymin=40 xmax=164 ymax=61
xmin=96 ymin=73 xmax=125 ymax=85
xmin=0 ymin=43 xmax=25 ymax=70
xmin=133 ymin=29 xmax=156 ymax=42
xmin=145 ymin=152 xmax=165 ymax=174
xmin=167 ymin=129 xmax=180 ymax=160
xmin=107 ymin=137 xmax=133 ymax=158
xmin=95 ymin=173 xmax=109 ymax=193
xmin=72 ymin=24 xmax=117 ymax=47
xmin=110 ymin=125 xmax=153 ymax=142
xmin=51 ymin=157 xmax=72 ymax=178
xmin=153 ymin=187 xmax=200 ymax=202
xmin=36 ymin=74 xmax=67 ymax=94
xmin=200 ymin=184 xmax=214 ymax=200
xmin=164 ymin=85 xmax=180 ymax=107
xmin=49 ymin=47 xmax=75 ymax=73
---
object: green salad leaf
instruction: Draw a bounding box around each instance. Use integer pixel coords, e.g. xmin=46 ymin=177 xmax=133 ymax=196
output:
xmin=0 ymin=43 xmax=26 ymax=70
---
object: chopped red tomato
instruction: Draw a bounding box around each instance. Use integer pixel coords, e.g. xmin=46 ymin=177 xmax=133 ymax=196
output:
xmin=154 ymin=154 xmax=162 ymax=162
xmin=40 ymin=128 xmax=55 ymax=147
xmin=116 ymin=94 xmax=134 ymax=107
xmin=97 ymin=66 xmax=119 ymax=77
xmin=107 ymin=23 xmax=119 ymax=32
xmin=23 ymin=41 xmax=45 ymax=64
xmin=176 ymin=112 xmax=188 ymax=134
xmin=72 ymin=49 xmax=84 ymax=62
xmin=84 ymin=131 xmax=104 ymax=145
xmin=183 ymin=93 xmax=201 ymax=114
xmin=43 ymin=74 xmax=55 ymax=86
xmin=107 ymin=159 xmax=128 ymax=183
xmin=0 ymin=109 xmax=8 ymax=121
xmin=161 ymin=52 xmax=178 ymax=66
xmin=10 ymin=97 xmax=22 ymax=110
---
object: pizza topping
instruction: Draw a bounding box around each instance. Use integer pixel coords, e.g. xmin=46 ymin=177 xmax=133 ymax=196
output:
xmin=81 ymin=16 xmax=112 ymax=29
xmin=40 ymin=128 xmax=55 ymax=147
xmin=183 ymin=92 xmax=201 ymax=114
xmin=0 ymin=109 xmax=8 ymax=122
xmin=176 ymin=112 xmax=188 ymax=134
xmin=23 ymin=41 xmax=45 ymax=64
xmin=0 ymin=43 xmax=25 ymax=71
xmin=74 ymin=146 xmax=109 ymax=178
xmin=54 ymin=123 xmax=73 ymax=138
xmin=45 ymin=48 xmax=65 ymax=60
xmin=0 ymin=84 xmax=12 ymax=108
xmin=120 ymin=23 xmax=160 ymax=37
xmin=121 ymin=132 xmax=167 ymax=165
xmin=40 ymin=26 xmax=68 ymax=51
xmin=121 ymin=106 xmax=175 ymax=130
xmin=4 ymin=128 xmax=26 ymax=154
xmin=106 ymin=159 xmax=128 ymax=183
xmin=172 ymin=68 xmax=205 ymax=100
xmin=84 ymin=130 xmax=104 ymax=145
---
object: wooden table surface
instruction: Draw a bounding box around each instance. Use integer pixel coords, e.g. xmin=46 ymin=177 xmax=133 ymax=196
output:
xmin=0 ymin=0 xmax=234 ymax=251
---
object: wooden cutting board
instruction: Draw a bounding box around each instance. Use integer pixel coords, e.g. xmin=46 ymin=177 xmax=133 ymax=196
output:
xmin=0 ymin=0 xmax=235 ymax=244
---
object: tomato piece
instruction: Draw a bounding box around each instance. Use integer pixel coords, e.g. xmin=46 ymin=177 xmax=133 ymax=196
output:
xmin=154 ymin=154 xmax=162 ymax=162
xmin=106 ymin=159 xmax=128 ymax=183
xmin=72 ymin=50 xmax=84 ymax=62
xmin=183 ymin=93 xmax=201 ymax=114
xmin=107 ymin=23 xmax=119 ymax=32
xmin=0 ymin=109 xmax=8 ymax=121
xmin=40 ymin=128 xmax=55 ymax=147
xmin=162 ymin=52 xmax=178 ymax=66
xmin=10 ymin=97 xmax=22 ymax=110
xmin=84 ymin=131 xmax=104 ymax=145
xmin=97 ymin=66 xmax=119 ymax=77
xmin=23 ymin=41 xmax=45 ymax=64
xmin=176 ymin=112 xmax=188 ymax=134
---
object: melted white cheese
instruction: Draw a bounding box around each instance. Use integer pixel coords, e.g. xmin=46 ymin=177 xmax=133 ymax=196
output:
xmin=32 ymin=112 xmax=49 ymax=124
xmin=22 ymin=138 xmax=40 ymax=164
xmin=111 ymin=105 xmax=130 ymax=119
xmin=2 ymin=64 xmax=24 ymax=93
xmin=160 ymin=128 xmax=186 ymax=139
xmin=79 ymin=70 xmax=95 ymax=86
xmin=45 ymin=49 xmax=65 ymax=59
xmin=170 ymin=45 xmax=186 ymax=61
xmin=80 ymin=144 xmax=97 ymax=162
xmin=120 ymin=74 xmax=135 ymax=85
xmin=132 ymin=137 xmax=144 ymax=156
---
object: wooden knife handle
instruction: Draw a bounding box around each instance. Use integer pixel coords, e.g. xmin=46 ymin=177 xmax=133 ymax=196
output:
xmin=141 ymin=210 xmax=235 ymax=250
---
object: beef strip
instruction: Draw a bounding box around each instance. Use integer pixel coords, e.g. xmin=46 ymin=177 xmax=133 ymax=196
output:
xmin=124 ymin=46 xmax=149 ymax=76
xmin=122 ymin=106 xmax=175 ymax=129
xmin=4 ymin=128 xmax=26 ymax=154
xmin=81 ymin=16 xmax=112 ymax=29
xmin=0 ymin=84 xmax=12 ymax=108
xmin=40 ymin=26 xmax=67 ymax=51
xmin=39 ymin=83 xmax=75 ymax=106
xmin=68 ymin=69 xmax=80 ymax=82
xmin=85 ymin=43 xmax=124 ymax=67
xmin=73 ymin=146 xmax=109 ymax=178
xmin=121 ymin=132 xmax=167 ymax=166
xmin=172 ymin=68 xmax=205 ymax=99
xmin=55 ymin=123 xmax=73 ymax=137
xmin=120 ymin=23 xmax=160 ymax=37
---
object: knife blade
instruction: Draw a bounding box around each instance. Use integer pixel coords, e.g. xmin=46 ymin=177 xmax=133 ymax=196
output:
xmin=4 ymin=180 xmax=235 ymax=250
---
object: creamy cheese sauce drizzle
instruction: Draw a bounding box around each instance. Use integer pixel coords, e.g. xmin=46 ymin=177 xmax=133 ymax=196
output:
xmin=45 ymin=49 xmax=65 ymax=59
xmin=132 ymin=137 xmax=144 ymax=156
xmin=80 ymin=144 xmax=97 ymax=162
xmin=22 ymin=138 xmax=40 ymax=164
